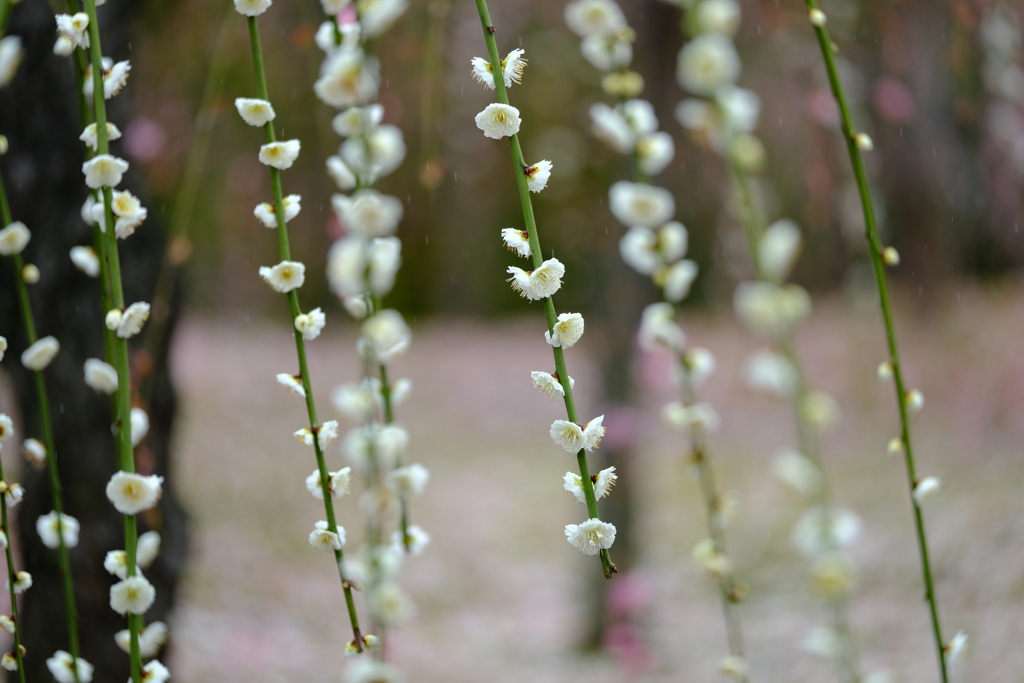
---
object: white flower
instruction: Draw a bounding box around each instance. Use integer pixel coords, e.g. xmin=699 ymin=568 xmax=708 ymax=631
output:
xmin=590 ymin=103 xmax=634 ymax=153
xmin=7 ymin=570 xmax=31 ymax=594
xmin=501 ymin=228 xmax=531 ymax=258
xmin=36 ymin=511 xmax=80 ymax=550
xmin=253 ymin=194 xmax=301 ymax=228
xmin=0 ymin=336 xmax=6 ymax=363
xmin=392 ymin=525 xmax=430 ymax=556
xmin=913 ymin=477 xmax=941 ymax=505
xmin=531 ymin=370 xmax=573 ymax=401
xmin=677 ymin=34 xmax=741 ymax=95
xmin=387 ymin=464 xmax=430 ymax=496
xmin=664 ymin=259 xmax=699 ymax=302
xmin=718 ymin=654 xmax=748 ymax=680
xmin=110 ymin=574 xmax=156 ymax=615
xmin=3 ymin=484 xmax=23 ymax=507
xmin=1 ymin=653 xmax=17 ymax=671
xmin=0 ymin=531 xmax=6 ymax=549
xmin=368 ymin=582 xmax=416 ymax=625
xmin=791 ymin=506 xmax=861 ymax=557
xmin=332 ymin=104 xmax=384 ymax=137
xmin=234 ymin=97 xmax=276 ymax=126
xmin=716 ymin=85 xmax=761 ymax=134
xmin=550 ymin=415 xmax=605 ymax=453
xmin=140 ymin=660 xmax=170 ymax=683
xmin=69 ymin=244 xmax=99 ymax=276
xmin=759 ymin=219 xmax=802 ymax=282
xmin=346 ymin=659 xmax=405 ymax=683
xmin=104 ymin=550 xmax=129 ymax=579
xmin=609 ymin=181 xmax=675 ymax=229
xmin=21 ymin=336 xmax=60 ymax=371
xmin=294 ymin=420 xmax=339 ymax=450
xmin=309 ymin=520 xmax=345 ymax=552
xmin=345 ymin=424 xmax=409 ymax=471
xmin=638 ymin=302 xmax=685 ymax=351
xmin=681 ymin=347 xmax=716 ymax=387
xmin=662 ymin=401 xmax=720 ymax=435
xmin=234 ymin=0 xmax=272 ymax=16
xmin=358 ymin=0 xmax=408 ymax=37
xmin=506 ymin=257 xmax=565 ymax=300
xmin=564 ymin=0 xmax=626 ymax=37
xmin=294 ymin=307 xmax=326 ymax=341
xmin=360 ymin=309 xmax=411 ymax=362
xmin=743 ymin=350 xmax=797 ymax=397
xmin=115 ymin=621 xmax=167 ymax=658
xmin=636 ymin=131 xmax=675 ymax=176
xmin=565 ymin=518 xmax=616 ymax=555
xmin=470 ymin=48 xmax=528 ymax=89
xmin=259 ymin=260 xmax=306 ymax=293
xmin=525 ymin=159 xmax=552 ymax=192
xmin=78 ymin=122 xmax=121 ymax=151
xmin=773 ymin=449 xmax=820 ymax=496
xmin=137 ymin=530 xmax=161 ymax=568
xmin=0 ymin=36 xmax=25 ymax=88
xmin=105 ymin=472 xmax=163 ymax=515
xmin=618 ymin=227 xmax=659 ymax=275
xmin=803 ymin=390 xmax=840 ymax=430
xmin=82 ymin=154 xmax=129 ymax=189
xmin=545 ymin=312 xmax=585 ymax=349
xmin=0 ymin=616 xmax=16 ymax=635
xmin=306 ymin=467 xmax=352 ymax=500
xmin=563 ymin=466 xmax=617 ymax=503
xmin=258 ymin=139 xmax=301 ymax=170
xmin=339 ymin=124 xmax=406 ymax=183
xmin=475 ymin=103 xmax=521 ymax=140
xmin=315 ymin=49 xmax=380 ymax=108
xmin=331 ymin=381 xmax=377 ymax=421
xmin=24 ymin=438 xmax=47 ymax=468
xmin=333 ymin=189 xmax=403 ymax=237
xmin=695 ymin=0 xmax=741 ymax=36
xmin=116 ymin=301 xmax=150 ymax=339
xmin=945 ymin=631 xmax=968 ymax=665
xmin=905 ymin=389 xmax=925 ymax=412
xmin=0 ymin=221 xmax=30 ymax=255
xmin=276 ymin=373 xmax=306 ymax=397
xmin=580 ymin=31 xmax=633 ymax=71
xmin=733 ymin=281 xmax=811 ymax=337
xmin=131 ymin=407 xmax=150 ymax=446
xmin=326 ymin=156 xmax=357 ymax=190
xmin=46 ymin=651 xmax=94 ymax=683
xmin=102 ymin=61 xmax=131 ymax=99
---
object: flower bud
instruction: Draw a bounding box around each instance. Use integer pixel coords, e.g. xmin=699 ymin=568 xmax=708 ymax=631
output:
xmin=105 ymin=309 xmax=122 ymax=330
xmin=882 ymin=246 xmax=900 ymax=265
xmin=854 ymin=132 xmax=873 ymax=151
xmin=21 ymin=264 xmax=39 ymax=284
xmin=808 ymin=8 xmax=827 ymax=26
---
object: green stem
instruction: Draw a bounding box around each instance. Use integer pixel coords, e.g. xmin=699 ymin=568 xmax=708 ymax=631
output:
xmin=802 ymin=5 xmax=948 ymax=680
xmin=0 ymin=0 xmax=13 ymax=36
xmin=0 ymin=483 xmax=26 ymax=683
xmin=1 ymin=168 xmax=84 ymax=680
xmin=245 ymin=14 xmax=364 ymax=650
xmin=81 ymin=1 xmax=141 ymax=680
xmin=474 ymin=0 xmax=614 ymax=578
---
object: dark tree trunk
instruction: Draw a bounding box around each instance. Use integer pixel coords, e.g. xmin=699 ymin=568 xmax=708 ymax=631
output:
xmin=0 ymin=1 xmax=186 ymax=679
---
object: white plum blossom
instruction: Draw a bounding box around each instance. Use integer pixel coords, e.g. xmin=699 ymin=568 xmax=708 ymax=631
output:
xmin=45 ymin=651 xmax=94 ymax=683
xmin=306 ymin=467 xmax=352 ymax=500
xmin=333 ymin=189 xmax=403 ymax=237
xmin=309 ymin=520 xmax=345 ymax=552
xmin=638 ymin=302 xmax=685 ymax=352
xmin=681 ymin=347 xmax=716 ymax=387
xmin=637 ymin=131 xmax=675 ymax=176
xmin=475 ymin=103 xmax=521 ymax=140
xmin=386 ymin=464 xmax=430 ymax=496
xmin=294 ymin=308 xmax=326 ymax=340
xmin=608 ymin=181 xmax=675 ymax=229
xmin=565 ymin=518 xmax=616 ymax=555
xmin=563 ymin=466 xmax=617 ymax=503
xmin=545 ymin=312 xmax=585 ymax=349
xmin=501 ymin=228 xmax=531 ymax=258
xmin=24 ymin=438 xmax=47 ymax=468
xmin=109 ymin=574 xmax=156 ymax=615
xmin=470 ymin=48 xmax=527 ymax=90
xmin=102 ymin=61 xmax=131 ymax=99
xmin=315 ymin=49 xmax=380 ymax=108
xmin=140 ymin=660 xmax=170 ymax=683
xmin=743 ymin=350 xmax=797 ymax=397
xmin=677 ymin=34 xmax=741 ymax=96
xmin=590 ymin=103 xmax=635 ymax=153
xmin=259 ymin=260 xmax=306 ymax=293
xmin=581 ymin=31 xmax=633 ymax=71
xmin=531 ymin=370 xmax=573 ymax=401
xmin=550 ymin=415 xmax=606 ymax=453
xmin=339 ymin=125 xmax=406 ymax=183
xmin=358 ymin=0 xmax=409 ymax=38
xmin=913 ymin=477 xmax=941 ymax=505
xmin=663 ymin=401 xmax=720 ymax=435
xmin=137 ymin=530 xmax=161 ymax=568
xmin=696 ymin=0 xmax=742 ymax=36
xmin=392 ymin=525 xmax=430 ymax=556
xmin=717 ymin=85 xmax=761 ymax=134
xmin=131 ymin=407 xmax=150 ymax=446
xmin=82 ymin=154 xmax=129 ymax=189
xmin=368 ymin=582 xmax=416 ymax=625
xmin=276 ymin=373 xmax=306 ymax=398
xmin=294 ymin=420 xmax=339 ymax=450
xmin=258 ymin=139 xmax=301 ymax=169
xmin=664 ymin=259 xmax=699 ymax=302
xmin=360 ymin=309 xmax=411 ymax=362
xmin=733 ymin=281 xmax=811 ymax=338
xmin=621 ymin=99 xmax=659 ymax=136
xmin=346 ymin=659 xmax=405 ymax=683
xmin=327 ymin=235 xmax=402 ymax=299
xmin=345 ymin=424 xmax=409 ymax=471
xmin=332 ymin=104 xmax=384 ymax=137
xmin=0 ymin=36 xmax=25 ymax=88
xmin=326 ymin=156 xmax=357 ymax=190
xmin=7 ymin=570 xmax=32 ymax=594
xmin=234 ymin=97 xmax=276 ymax=126
xmin=564 ymin=0 xmax=626 ymax=38
xmin=21 ymin=336 xmax=60 ymax=371
xmin=254 ymin=194 xmax=301 ymax=228
xmin=0 ymin=337 xmax=6 ymax=363
xmin=525 ymin=159 xmax=552 ymax=192
xmin=115 ymin=621 xmax=168 ymax=658
xmin=78 ymin=122 xmax=121 ymax=151
xmin=791 ymin=506 xmax=861 ymax=557
xmin=105 ymin=472 xmax=163 ymax=515
xmin=773 ymin=449 xmax=821 ymax=496
xmin=506 ymin=258 xmax=565 ymax=300
xmin=945 ymin=631 xmax=968 ymax=666
xmin=3 ymin=484 xmax=23 ymax=508
xmin=234 ymin=0 xmax=273 ymax=16
xmin=759 ymin=219 xmax=802 ymax=283
xmin=37 ymin=511 xmax=80 ymax=550
xmin=331 ymin=381 xmax=377 ymax=421
xmin=115 ymin=302 xmax=150 ymax=339
xmin=0 ymin=222 xmax=30 ymax=255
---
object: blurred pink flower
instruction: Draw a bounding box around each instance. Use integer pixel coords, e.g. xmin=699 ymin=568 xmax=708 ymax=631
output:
xmin=124 ymin=118 xmax=166 ymax=162
xmin=872 ymin=76 xmax=916 ymax=123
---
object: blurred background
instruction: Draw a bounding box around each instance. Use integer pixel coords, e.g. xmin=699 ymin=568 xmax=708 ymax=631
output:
xmin=2 ymin=0 xmax=1024 ymax=680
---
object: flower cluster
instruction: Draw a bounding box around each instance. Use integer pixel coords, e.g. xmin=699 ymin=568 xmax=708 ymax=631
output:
xmin=473 ymin=7 xmax=617 ymax=573
xmin=0 ymin=414 xmax=31 ymax=672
